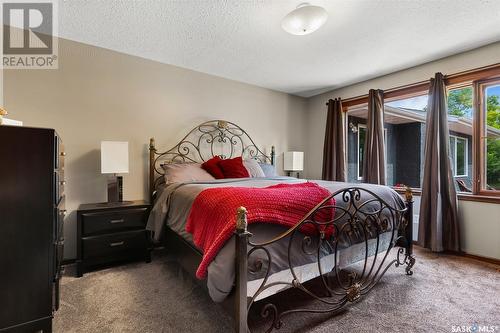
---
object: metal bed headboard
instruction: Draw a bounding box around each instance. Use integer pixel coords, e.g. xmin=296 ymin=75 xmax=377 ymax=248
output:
xmin=149 ymin=120 xmax=275 ymax=201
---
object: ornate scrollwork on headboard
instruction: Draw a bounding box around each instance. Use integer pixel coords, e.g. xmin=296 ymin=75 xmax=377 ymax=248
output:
xmin=149 ymin=120 xmax=275 ymax=201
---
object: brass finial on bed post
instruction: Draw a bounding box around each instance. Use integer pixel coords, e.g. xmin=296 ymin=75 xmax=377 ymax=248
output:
xmin=149 ymin=137 xmax=156 ymax=151
xmin=217 ymin=120 xmax=228 ymax=129
xmin=236 ymin=207 xmax=248 ymax=232
xmin=404 ymin=186 xmax=413 ymax=202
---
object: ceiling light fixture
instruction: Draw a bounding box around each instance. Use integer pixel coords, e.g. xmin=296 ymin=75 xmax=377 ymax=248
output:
xmin=281 ymin=3 xmax=328 ymax=36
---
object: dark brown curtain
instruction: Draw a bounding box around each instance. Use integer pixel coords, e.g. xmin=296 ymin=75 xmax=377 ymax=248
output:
xmin=362 ymin=89 xmax=386 ymax=185
xmin=322 ymin=98 xmax=346 ymax=181
xmin=418 ymin=73 xmax=461 ymax=252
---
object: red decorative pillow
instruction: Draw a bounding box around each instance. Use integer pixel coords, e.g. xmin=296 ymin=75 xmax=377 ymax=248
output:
xmin=218 ymin=157 xmax=250 ymax=179
xmin=201 ymin=156 xmax=225 ymax=179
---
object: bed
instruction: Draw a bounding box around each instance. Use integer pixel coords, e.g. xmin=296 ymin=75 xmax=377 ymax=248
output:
xmin=146 ymin=120 xmax=415 ymax=332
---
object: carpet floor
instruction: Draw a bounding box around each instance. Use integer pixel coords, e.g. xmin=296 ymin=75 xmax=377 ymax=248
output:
xmin=55 ymin=247 xmax=499 ymax=333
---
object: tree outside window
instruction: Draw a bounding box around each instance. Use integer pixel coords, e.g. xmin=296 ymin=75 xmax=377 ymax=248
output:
xmin=484 ymin=86 xmax=500 ymax=189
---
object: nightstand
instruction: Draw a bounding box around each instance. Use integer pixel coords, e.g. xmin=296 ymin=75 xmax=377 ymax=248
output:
xmin=76 ymin=200 xmax=152 ymax=277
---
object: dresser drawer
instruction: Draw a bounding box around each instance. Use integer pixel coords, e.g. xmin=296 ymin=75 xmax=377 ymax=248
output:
xmin=53 ymin=206 xmax=65 ymax=243
xmin=82 ymin=230 xmax=149 ymax=259
xmin=81 ymin=208 xmax=148 ymax=236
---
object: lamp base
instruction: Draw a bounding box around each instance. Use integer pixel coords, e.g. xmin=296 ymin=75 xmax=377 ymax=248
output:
xmin=107 ymin=175 xmax=123 ymax=203
xmin=286 ymin=171 xmax=301 ymax=178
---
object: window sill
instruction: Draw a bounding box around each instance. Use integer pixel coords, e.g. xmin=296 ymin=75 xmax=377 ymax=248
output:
xmin=393 ymin=187 xmax=421 ymax=196
xmin=456 ymin=194 xmax=500 ymax=204
xmin=393 ymin=187 xmax=500 ymax=204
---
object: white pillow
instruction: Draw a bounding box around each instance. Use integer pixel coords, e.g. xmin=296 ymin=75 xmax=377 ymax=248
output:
xmin=243 ymin=159 xmax=265 ymax=178
xmin=162 ymin=163 xmax=215 ymax=183
xmin=259 ymin=163 xmax=278 ymax=177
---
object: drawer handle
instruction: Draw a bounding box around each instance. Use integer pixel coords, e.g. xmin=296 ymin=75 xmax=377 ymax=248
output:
xmin=110 ymin=219 xmax=125 ymax=224
xmin=60 ymin=181 xmax=66 ymax=185
xmin=110 ymin=241 xmax=124 ymax=247
xmin=60 ymin=152 xmax=66 ymax=156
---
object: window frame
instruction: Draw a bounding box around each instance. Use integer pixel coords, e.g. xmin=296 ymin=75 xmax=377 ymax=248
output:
xmin=356 ymin=124 xmax=387 ymax=181
xmin=357 ymin=124 xmax=366 ymax=180
xmin=474 ymin=78 xmax=500 ymax=197
xmin=449 ymin=134 xmax=468 ymax=177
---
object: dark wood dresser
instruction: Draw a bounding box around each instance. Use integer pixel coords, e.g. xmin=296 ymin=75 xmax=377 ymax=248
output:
xmin=76 ymin=201 xmax=151 ymax=277
xmin=0 ymin=126 xmax=64 ymax=333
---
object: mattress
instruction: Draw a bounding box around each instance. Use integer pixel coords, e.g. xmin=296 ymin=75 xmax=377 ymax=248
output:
xmin=147 ymin=177 xmax=404 ymax=302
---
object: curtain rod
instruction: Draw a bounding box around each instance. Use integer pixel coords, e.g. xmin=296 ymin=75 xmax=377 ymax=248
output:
xmin=325 ymin=62 xmax=500 ymax=106
xmin=327 ymin=80 xmax=428 ymax=105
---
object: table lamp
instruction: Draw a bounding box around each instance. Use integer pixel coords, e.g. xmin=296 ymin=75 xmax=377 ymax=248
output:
xmin=284 ymin=151 xmax=304 ymax=178
xmin=101 ymin=141 xmax=129 ymax=203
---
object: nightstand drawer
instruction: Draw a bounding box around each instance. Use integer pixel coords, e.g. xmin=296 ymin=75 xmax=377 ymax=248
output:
xmin=76 ymin=200 xmax=152 ymax=277
xmin=82 ymin=230 xmax=149 ymax=259
xmin=81 ymin=208 xmax=148 ymax=236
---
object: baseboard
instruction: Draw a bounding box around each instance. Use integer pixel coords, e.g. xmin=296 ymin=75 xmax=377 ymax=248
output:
xmin=413 ymin=242 xmax=500 ymax=266
xmin=462 ymin=253 xmax=500 ymax=266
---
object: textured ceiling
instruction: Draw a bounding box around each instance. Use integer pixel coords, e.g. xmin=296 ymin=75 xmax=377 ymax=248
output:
xmin=58 ymin=0 xmax=500 ymax=97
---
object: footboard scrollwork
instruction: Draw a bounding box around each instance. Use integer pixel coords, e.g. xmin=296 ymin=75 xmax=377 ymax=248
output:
xmin=234 ymin=187 xmax=415 ymax=333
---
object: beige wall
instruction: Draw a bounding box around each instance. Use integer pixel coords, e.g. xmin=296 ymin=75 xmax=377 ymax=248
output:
xmin=458 ymin=201 xmax=500 ymax=259
xmin=3 ymin=37 xmax=308 ymax=260
xmin=304 ymin=41 xmax=500 ymax=260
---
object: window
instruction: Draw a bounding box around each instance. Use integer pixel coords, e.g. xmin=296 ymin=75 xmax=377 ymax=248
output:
xmin=357 ymin=124 xmax=387 ymax=180
xmin=478 ymin=80 xmax=500 ymax=192
xmin=357 ymin=124 xmax=366 ymax=180
xmin=345 ymin=106 xmax=388 ymax=183
xmin=341 ymin=64 xmax=500 ymax=199
xmin=346 ymin=105 xmax=368 ymax=183
xmin=447 ymin=86 xmax=473 ymax=192
xmin=347 ymin=95 xmax=427 ymax=187
xmin=449 ymin=135 xmax=468 ymax=177
xmin=354 ymin=91 xmax=472 ymax=189
xmin=382 ymin=87 xmax=477 ymax=192
xmin=384 ymin=95 xmax=428 ymax=188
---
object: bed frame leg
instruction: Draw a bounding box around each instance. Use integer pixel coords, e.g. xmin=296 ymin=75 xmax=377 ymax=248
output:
xmin=403 ymin=187 xmax=415 ymax=275
xmin=404 ymin=187 xmax=413 ymax=256
xmin=235 ymin=207 xmax=249 ymax=333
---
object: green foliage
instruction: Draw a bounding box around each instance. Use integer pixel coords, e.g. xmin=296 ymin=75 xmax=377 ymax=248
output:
xmin=448 ymin=87 xmax=473 ymax=118
xmin=486 ymin=95 xmax=500 ymax=129
xmin=445 ymin=87 xmax=500 ymax=189
xmin=487 ymin=139 xmax=500 ymax=189
xmin=486 ymin=94 xmax=500 ymax=189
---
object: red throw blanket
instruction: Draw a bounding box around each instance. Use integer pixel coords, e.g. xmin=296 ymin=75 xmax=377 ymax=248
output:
xmin=186 ymin=182 xmax=335 ymax=279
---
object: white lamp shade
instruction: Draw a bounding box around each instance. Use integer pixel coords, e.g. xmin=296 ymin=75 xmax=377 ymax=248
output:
xmin=101 ymin=141 xmax=129 ymax=174
xmin=281 ymin=4 xmax=328 ymax=36
xmin=284 ymin=151 xmax=304 ymax=171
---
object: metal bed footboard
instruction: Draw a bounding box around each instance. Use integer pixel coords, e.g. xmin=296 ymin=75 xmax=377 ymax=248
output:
xmin=234 ymin=187 xmax=415 ymax=333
